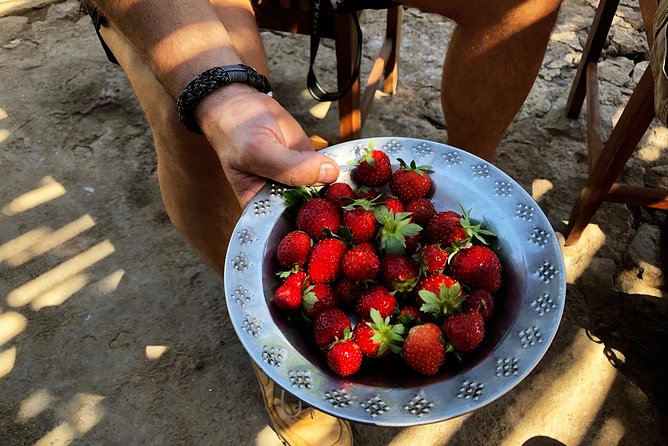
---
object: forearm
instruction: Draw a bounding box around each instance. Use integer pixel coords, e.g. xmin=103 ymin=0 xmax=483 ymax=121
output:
xmin=91 ymin=0 xmax=243 ymax=99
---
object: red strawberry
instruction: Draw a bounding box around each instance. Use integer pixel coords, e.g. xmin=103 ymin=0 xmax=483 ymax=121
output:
xmin=443 ymin=310 xmax=485 ymax=352
xmin=356 ymin=285 xmax=396 ymax=320
xmin=277 ymin=230 xmax=312 ymax=268
xmin=334 ymin=278 xmax=362 ymax=305
xmin=352 ymin=146 xmax=392 ymax=186
xmin=380 ymin=254 xmax=419 ymax=293
xmin=307 ymin=238 xmax=347 ymax=283
xmin=278 ymin=266 xmax=309 ymax=291
xmin=401 ymin=322 xmax=446 ymax=375
xmin=413 ymin=244 xmax=449 ymax=276
xmin=382 ymin=196 xmax=404 ymax=215
xmin=296 ymin=198 xmax=341 ymax=240
xmin=356 ymin=187 xmax=382 ymax=201
xmin=448 ymin=245 xmax=502 ymax=293
xmin=352 ymin=308 xmax=405 ymax=358
xmin=326 ymin=337 xmax=363 ymax=377
xmin=463 ymin=289 xmax=494 ymax=321
xmin=390 ymin=159 xmax=432 ymax=202
xmin=404 ymin=233 xmax=422 ymax=254
xmin=342 ymin=243 xmax=380 ymax=281
xmin=425 ymin=207 xmax=495 ymax=247
xmin=302 ymin=283 xmax=339 ymax=318
xmin=396 ymin=306 xmax=421 ymax=327
xmin=271 ymin=284 xmax=302 ymax=311
xmin=313 ymin=308 xmax=351 ymax=348
xmin=342 ymin=199 xmax=379 ymax=244
xmin=415 ymin=274 xmax=464 ymax=319
xmin=424 ymin=210 xmax=466 ymax=246
xmin=406 ymin=198 xmax=436 ymax=226
xmin=324 ymin=182 xmax=355 ymax=207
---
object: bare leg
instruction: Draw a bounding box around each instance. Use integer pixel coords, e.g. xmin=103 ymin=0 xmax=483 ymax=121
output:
xmin=98 ymin=3 xmax=353 ymax=445
xmin=401 ymin=0 xmax=562 ymax=161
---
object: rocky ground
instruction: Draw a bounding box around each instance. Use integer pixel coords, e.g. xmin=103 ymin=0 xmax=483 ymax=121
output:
xmin=1 ymin=0 xmax=667 ymax=445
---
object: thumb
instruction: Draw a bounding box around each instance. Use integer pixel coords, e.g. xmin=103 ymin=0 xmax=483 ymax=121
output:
xmin=244 ymin=141 xmax=340 ymax=187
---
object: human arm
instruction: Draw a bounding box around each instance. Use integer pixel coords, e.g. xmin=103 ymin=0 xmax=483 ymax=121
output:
xmin=90 ymin=0 xmax=340 ymax=206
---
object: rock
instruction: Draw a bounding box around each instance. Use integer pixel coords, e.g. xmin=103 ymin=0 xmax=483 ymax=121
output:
xmin=599 ymin=57 xmax=635 ymax=87
xmin=0 ymin=16 xmax=28 ymax=43
xmin=46 ymin=0 xmax=81 ymax=21
xmin=623 ymin=223 xmax=664 ymax=290
xmin=632 ymin=61 xmax=650 ymax=84
xmin=645 ymin=165 xmax=668 ymax=189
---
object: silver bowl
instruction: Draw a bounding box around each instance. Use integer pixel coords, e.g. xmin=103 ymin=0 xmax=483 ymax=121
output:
xmin=224 ymin=137 xmax=565 ymax=426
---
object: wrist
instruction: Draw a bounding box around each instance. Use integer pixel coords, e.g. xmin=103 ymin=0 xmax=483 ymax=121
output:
xmin=176 ymin=64 xmax=273 ymax=134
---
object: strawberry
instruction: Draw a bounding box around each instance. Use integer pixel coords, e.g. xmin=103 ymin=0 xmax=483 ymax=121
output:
xmin=296 ymin=197 xmax=341 ymax=240
xmin=307 ymin=238 xmax=347 ymax=283
xmin=334 ymin=278 xmax=362 ymax=305
xmin=277 ymin=266 xmax=309 ymax=291
xmin=326 ymin=335 xmax=363 ymax=377
xmin=425 ymin=207 xmax=495 ymax=247
xmin=415 ymin=274 xmax=464 ymax=319
xmin=356 ymin=284 xmax=397 ymax=320
xmin=404 ymin=233 xmax=422 ymax=254
xmin=413 ymin=244 xmax=449 ymax=276
xmin=324 ymin=182 xmax=355 ymax=207
xmin=302 ymin=283 xmax=339 ymax=318
xmin=352 ymin=308 xmax=404 ymax=357
xmin=352 ymin=144 xmax=392 ymax=187
xmin=424 ymin=210 xmax=466 ymax=246
xmin=342 ymin=243 xmax=380 ymax=281
xmin=313 ymin=308 xmax=351 ymax=348
xmin=356 ymin=187 xmax=382 ymax=201
xmin=401 ymin=322 xmax=446 ymax=375
xmin=382 ymin=196 xmax=405 ymax=215
xmin=271 ymin=283 xmax=302 ymax=311
xmin=405 ymin=198 xmax=436 ymax=227
xmin=396 ymin=306 xmax=421 ymax=327
xmin=374 ymin=207 xmax=422 ymax=255
xmin=380 ymin=254 xmax=419 ymax=293
xmin=463 ymin=289 xmax=494 ymax=321
xmin=342 ymin=199 xmax=379 ymax=243
xmin=277 ymin=230 xmax=312 ymax=268
xmin=390 ymin=159 xmax=432 ymax=202
xmin=448 ymin=245 xmax=502 ymax=293
xmin=443 ymin=310 xmax=485 ymax=352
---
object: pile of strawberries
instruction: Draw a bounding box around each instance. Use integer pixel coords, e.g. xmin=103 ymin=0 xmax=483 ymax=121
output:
xmin=271 ymin=143 xmax=502 ymax=377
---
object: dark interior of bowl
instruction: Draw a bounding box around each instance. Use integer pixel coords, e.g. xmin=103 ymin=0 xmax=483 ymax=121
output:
xmin=263 ymin=215 xmax=523 ymax=387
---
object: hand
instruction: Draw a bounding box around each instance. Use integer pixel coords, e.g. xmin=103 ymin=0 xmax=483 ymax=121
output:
xmin=196 ymin=84 xmax=340 ymax=208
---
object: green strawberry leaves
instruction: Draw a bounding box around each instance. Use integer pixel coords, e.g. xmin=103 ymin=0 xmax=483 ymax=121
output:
xmin=459 ymin=204 xmax=496 ymax=245
xmin=418 ymin=282 xmax=464 ymax=319
xmin=397 ymin=158 xmax=433 ymax=176
xmin=367 ymin=308 xmax=405 ymax=355
xmin=283 ymin=186 xmax=320 ymax=220
xmin=374 ymin=206 xmax=422 ymax=255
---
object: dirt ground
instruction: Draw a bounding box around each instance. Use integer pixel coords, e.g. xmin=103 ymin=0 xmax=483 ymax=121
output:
xmin=1 ymin=0 xmax=668 ymax=445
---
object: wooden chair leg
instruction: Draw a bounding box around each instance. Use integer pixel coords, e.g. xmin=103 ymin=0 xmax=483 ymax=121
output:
xmin=564 ymin=68 xmax=656 ymax=245
xmin=335 ymin=12 xmax=361 ymax=142
xmin=382 ymin=6 xmax=402 ymax=94
xmin=566 ymin=0 xmax=620 ymax=118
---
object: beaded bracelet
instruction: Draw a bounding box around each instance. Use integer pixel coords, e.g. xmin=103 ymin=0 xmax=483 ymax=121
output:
xmin=176 ymin=64 xmax=273 ymax=134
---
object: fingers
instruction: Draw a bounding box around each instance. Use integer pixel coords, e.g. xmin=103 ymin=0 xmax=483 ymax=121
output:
xmin=236 ymin=140 xmax=340 ymax=188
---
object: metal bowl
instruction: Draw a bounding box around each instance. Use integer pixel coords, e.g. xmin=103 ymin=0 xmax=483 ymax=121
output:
xmin=224 ymin=137 xmax=565 ymax=426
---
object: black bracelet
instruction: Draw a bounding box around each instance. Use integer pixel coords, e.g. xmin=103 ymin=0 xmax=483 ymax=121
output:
xmin=176 ymin=64 xmax=273 ymax=134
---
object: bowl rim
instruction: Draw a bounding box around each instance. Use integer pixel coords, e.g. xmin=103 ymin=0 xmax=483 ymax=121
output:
xmin=224 ymin=136 xmax=566 ymax=426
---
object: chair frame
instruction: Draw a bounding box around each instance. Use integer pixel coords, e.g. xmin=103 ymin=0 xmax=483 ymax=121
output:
xmin=253 ymin=1 xmax=403 ymax=144
xmin=564 ymin=0 xmax=668 ymax=245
